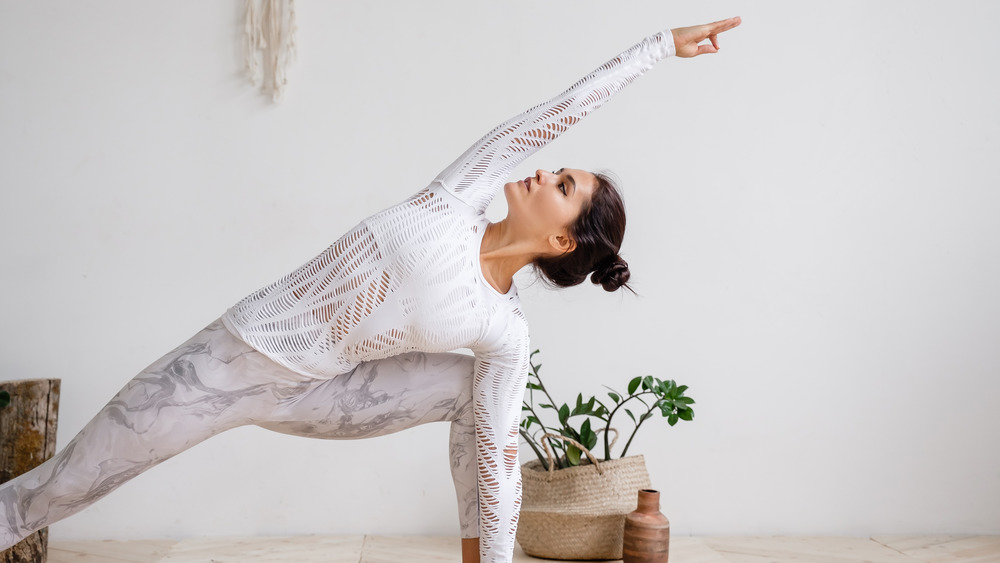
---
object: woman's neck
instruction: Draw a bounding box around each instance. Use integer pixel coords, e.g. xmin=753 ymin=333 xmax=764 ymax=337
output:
xmin=479 ymin=220 xmax=538 ymax=294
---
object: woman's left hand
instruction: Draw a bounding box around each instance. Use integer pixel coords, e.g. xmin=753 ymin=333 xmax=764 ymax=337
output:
xmin=671 ymin=16 xmax=742 ymax=58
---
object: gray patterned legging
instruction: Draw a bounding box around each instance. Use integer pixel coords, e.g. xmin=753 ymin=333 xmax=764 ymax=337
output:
xmin=0 ymin=318 xmax=478 ymax=549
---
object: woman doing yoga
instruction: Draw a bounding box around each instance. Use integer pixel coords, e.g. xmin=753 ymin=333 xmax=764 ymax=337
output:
xmin=0 ymin=17 xmax=740 ymax=563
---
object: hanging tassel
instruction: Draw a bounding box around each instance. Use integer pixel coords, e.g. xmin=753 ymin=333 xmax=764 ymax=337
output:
xmin=244 ymin=0 xmax=263 ymax=88
xmin=243 ymin=0 xmax=297 ymax=102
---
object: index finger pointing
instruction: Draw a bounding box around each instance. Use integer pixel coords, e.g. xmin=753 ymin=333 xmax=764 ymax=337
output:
xmin=710 ymin=16 xmax=742 ymax=35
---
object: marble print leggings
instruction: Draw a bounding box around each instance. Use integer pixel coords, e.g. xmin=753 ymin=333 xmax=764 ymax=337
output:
xmin=0 ymin=318 xmax=478 ymax=550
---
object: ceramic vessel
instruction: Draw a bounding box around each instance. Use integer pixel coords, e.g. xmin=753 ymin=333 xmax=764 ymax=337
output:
xmin=622 ymin=488 xmax=670 ymax=563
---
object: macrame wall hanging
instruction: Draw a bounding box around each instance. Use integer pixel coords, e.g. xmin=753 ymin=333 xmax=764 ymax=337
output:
xmin=243 ymin=0 xmax=298 ymax=102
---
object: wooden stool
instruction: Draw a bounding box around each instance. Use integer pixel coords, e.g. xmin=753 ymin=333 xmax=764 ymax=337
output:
xmin=0 ymin=379 xmax=60 ymax=563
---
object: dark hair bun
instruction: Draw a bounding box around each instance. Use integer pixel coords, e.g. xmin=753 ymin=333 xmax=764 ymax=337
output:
xmin=591 ymin=256 xmax=630 ymax=292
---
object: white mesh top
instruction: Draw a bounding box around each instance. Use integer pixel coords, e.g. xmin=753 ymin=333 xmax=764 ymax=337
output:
xmin=222 ymin=28 xmax=676 ymax=563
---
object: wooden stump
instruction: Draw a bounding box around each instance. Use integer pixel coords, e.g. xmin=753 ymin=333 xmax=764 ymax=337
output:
xmin=0 ymin=379 xmax=60 ymax=563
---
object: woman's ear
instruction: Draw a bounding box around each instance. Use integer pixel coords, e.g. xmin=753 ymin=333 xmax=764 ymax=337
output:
xmin=548 ymin=232 xmax=577 ymax=255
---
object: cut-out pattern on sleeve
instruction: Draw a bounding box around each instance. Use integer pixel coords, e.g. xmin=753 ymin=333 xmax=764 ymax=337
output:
xmin=435 ymin=30 xmax=676 ymax=213
xmin=472 ymin=312 xmax=531 ymax=562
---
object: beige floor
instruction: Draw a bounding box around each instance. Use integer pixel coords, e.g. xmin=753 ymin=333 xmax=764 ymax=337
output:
xmin=46 ymin=535 xmax=1000 ymax=562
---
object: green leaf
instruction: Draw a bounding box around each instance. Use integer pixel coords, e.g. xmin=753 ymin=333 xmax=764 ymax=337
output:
xmin=581 ymin=419 xmax=598 ymax=450
xmin=676 ymin=385 xmax=689 ymax=394
xmin=558 ymin=404 xmax=570 ymax=425
xmin=0 ymin=390 xmax=9 ymax=409
xmin=566 ymin=445 xmax=581 ymax=466
xmin=642 ymin=375 xmax=655 ymax=391
xmin=608 ymin=392 xmax=621 ymax=404
xmin=625 ymin=409 xmax=636 ymax=424
xmin=677 ymin=397 xmax=695 ymax=404
xmin=526 ymin=382 xmax=543 ymax=391
xmin=639 ymin=411 xmax=654 ymax=423
xmin=585 ymin=396 xmax=596 ymax=414
xmin=678 ymin=409 xmax=694 ymax=421
xmin=549 ymin=438 xmax=566 ymax=454
xmin=627 ymin=376 xmax=641 ymax=395
xmin=668 ymin=413 xmax=679 ymax=426
xmin=539 ymin=403 xmax=555 ymax=410
xmin=594 ymin=406 xmax=608 ymax=418
xmin=564 ymin=426 xmax=581 ymax=441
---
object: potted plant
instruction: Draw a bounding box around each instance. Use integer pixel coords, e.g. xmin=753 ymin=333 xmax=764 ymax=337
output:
xmin=516 ymin=350 xmax=695 ymax=561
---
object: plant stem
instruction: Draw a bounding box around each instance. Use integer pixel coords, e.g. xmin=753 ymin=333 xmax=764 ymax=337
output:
xmin=604 ymin=391 xmax=657 ymax=460
xmin=519 ymin=428 xmax=550 ymax=470
xmin=620 ymin=402 xmax=658 ymax=458
xmin=523 ymin=382 xmax=566 ymax=468
xmin=523 ymin=401 xmax=565 ymax=467
xmin=532 ymin=369 xmax=574 ymax=468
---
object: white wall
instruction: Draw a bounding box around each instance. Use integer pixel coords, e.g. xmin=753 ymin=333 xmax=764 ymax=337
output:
xmin=1 ymin=0 xmax=998 ymax=540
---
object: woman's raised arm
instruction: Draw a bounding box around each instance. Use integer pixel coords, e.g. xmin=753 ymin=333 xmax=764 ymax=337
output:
xmin=433 ymin=17 xmax=741 ymax=214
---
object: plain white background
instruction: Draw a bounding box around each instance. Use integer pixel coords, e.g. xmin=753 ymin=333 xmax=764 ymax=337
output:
xmin=1 ymin=0 xmax=998 ymax=540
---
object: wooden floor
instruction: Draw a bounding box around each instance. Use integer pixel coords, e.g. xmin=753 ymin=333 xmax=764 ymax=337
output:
xmin=46 ymin=535 xmax=1000 ymax=562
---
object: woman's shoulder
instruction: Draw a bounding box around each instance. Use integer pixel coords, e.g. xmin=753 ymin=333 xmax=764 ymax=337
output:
xmin=365 ymin=183 xmax=480 ymax=225
xmin=361 ymin=183 xmax=483 ymax=245
xmin=474 ymin=294 xmax=530 ymax=353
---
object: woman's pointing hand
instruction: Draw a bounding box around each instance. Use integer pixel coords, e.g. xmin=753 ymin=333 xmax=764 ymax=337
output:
xmin=671 ymin=16 xmax=742 ymax=58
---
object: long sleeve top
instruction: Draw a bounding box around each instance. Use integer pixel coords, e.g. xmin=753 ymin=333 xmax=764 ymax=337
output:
xmin=222 ymin=28 xmax=676 ymax=563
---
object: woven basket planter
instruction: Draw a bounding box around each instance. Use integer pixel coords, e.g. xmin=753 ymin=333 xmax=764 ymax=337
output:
xmin=517 ymin=453 xmax=651 ymax=560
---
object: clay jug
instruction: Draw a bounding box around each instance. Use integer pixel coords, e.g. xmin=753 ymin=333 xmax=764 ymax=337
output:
xmin=622 ymin=488 xmax=670 ymax=563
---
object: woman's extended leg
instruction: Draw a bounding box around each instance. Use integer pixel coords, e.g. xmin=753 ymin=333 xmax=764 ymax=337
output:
xmin=0 ymin=319 xmax=314 ymax=549
xmin=0 ymin=324 xmax=482 ymax=553
xmin=256 ymin=351 xmax=480 ymax=539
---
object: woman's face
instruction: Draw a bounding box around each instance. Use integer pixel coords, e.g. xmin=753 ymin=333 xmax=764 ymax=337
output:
xmin=503 ymin=168 xmax=598 ymax=254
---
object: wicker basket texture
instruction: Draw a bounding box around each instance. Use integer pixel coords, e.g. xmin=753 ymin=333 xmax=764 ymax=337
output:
xmin=517 ymin=454 xmax=651 ymax=560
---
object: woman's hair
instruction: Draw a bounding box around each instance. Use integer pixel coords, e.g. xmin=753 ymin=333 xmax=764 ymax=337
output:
xmin=532 ymin=172 xmax=633 ymax=293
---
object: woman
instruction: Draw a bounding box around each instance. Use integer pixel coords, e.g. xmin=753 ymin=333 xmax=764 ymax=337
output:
xmin=0 ymin=16 xmax=740 ymax=563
